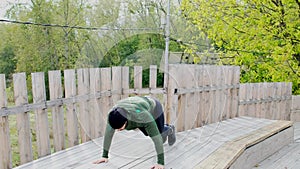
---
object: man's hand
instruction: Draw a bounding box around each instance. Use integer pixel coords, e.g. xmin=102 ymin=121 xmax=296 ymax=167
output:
xmin=93 ymin=158 xmax=108 ymax=164
xmin=151 ymin=164 xmax=164 ymax=169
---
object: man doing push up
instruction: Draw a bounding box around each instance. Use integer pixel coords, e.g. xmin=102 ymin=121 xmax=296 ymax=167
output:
xmin=93 ymin=96 xmax=176 ymax=169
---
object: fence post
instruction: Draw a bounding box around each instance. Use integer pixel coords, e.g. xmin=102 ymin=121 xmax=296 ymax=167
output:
xmin=89 ymin=68 xmax=101 ymax=138
xmin=0 ymin=74 xmax=12 ymax=169
xmin=231 ymin=66 xmax=240 ymax=118
xmin=285 ymin=82 xmax=292 ymax=120
xmin=13 ymin=73 xmax=33 ymax=164
xmin=64 ymin=69 xmax=79 ymax=147
xmin=121 ymin=67 xmax=129 ymax=99
xmin=49 ymin=70 xmax=65 ymax=151
xmin=32 ymin=72 xmax=51 ymax=157
xmin=134 ymin=66 xmax=143 ymax=95
xmin=100 ymin=68 xmax=112 ymax=135
xmin=149 ymin=65 xmax=157 ymax=97
xmin=77 ymin=68 xmax=91 ymax=143
xmin=112 ymin=66 xmax=122 ymax=104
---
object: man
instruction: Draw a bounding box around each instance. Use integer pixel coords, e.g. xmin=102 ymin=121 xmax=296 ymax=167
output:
xmin=93 ymin=96 xmax=176 ymax=169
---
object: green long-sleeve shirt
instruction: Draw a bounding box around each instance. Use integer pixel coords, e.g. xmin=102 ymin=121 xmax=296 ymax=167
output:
xmin=102 ymin=96 xmax=165 ymax=165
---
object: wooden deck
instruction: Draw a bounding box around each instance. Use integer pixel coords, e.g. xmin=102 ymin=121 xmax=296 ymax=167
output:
xmin=14 ymin=117 xmax=294 ymax=169
xmin=253 ymin=122 xmax=300 ymax=169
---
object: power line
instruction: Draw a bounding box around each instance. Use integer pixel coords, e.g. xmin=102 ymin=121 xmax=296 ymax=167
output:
xmin=0 ymin=19 xmax=162 ymax=31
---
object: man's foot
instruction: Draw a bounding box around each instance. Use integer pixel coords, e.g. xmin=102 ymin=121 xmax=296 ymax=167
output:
xmin=168 ymin=125 xmax=176 ymax=146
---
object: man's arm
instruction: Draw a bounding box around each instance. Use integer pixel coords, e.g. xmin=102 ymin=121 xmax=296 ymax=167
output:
xmin=144 ymin=120 xmax=165 ymax=165
xmin=102 ymin=122 xmax=115 ymax=158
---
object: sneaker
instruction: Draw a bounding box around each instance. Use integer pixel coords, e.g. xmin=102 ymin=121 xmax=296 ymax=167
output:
xmin=168 ymin=125 xmax=176 ymax=146
xmin=161 ymin=125 xmax=169 ymax=144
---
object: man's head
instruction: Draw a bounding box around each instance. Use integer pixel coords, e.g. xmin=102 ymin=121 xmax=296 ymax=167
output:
xmin=108 ymin=107 xmax=128 ymax=130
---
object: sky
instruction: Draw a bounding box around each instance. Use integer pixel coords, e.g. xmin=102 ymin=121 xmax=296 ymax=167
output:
xmin=0 ymin=0 xmax=100 ymax=19
xmin=0 ymin=0 xmax=30 ymax=18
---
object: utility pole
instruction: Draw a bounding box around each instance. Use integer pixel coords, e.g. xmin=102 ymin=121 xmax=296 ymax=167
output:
xmin=164 ymin=0 xmax=171 ymax=123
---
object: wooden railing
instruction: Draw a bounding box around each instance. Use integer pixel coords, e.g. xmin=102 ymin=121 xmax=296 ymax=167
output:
xmin=0 ymin=64 xmax=295 ymax=169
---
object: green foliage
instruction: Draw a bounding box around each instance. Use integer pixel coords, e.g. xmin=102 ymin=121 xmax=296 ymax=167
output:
xmin=181 ymin=0 xmax=300 ymax=94
xmin=0 ymin=45 xmax=16 ymax=79
xmin=100 ymin=33 xmax=182 ymax=87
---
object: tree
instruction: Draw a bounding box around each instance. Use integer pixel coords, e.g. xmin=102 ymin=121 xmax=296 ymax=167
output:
xmin=5 ymin=0 xmax=91 ymax=74
xmin=181 ymin=0 xmax=300 ymax=94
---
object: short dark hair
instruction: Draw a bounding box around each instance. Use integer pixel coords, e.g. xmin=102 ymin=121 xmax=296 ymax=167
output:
xmin=108 ymin=107 xmax=128 ymax=129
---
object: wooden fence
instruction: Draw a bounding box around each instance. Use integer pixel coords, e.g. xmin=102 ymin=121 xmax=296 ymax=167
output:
xmin=0 ymin=64 xmax=295 ymax=169
xmin=238 ymin=83 xmax=292 ymax=121
xmin=167 ymin=64 xmax=240 ymax=131
xmin=291 ymin=95 xmax=300 ymax=121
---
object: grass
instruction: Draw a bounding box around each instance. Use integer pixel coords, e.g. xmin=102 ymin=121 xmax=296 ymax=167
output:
xmin=9 ymin=111 xmax=54 ymax=167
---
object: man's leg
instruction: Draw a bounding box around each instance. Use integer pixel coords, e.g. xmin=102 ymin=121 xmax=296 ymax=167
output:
xmin=151 ymin=98 xmax=175 ymax=145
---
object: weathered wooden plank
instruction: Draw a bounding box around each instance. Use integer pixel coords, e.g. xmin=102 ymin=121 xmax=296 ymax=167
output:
xmin=253 ymin=142 xmax=300 ymax=169
xmin=257 ymin=83 xmax=265 ymax=118
xmin=231 ymin=66 xmax=240 ymax=118
xmin=89 ymin=68 xmax=101 ymax=138
xmin=131 ymin=117 xmax=273 ymax=169
xmin=133 ymin=66 xmax=143 ymax=95
xmin=175 ymin=65 xmax=187 ymax=131
xmin=196 ymin=65 xmax=204 ymax=127
xmin=167 ymin=64 xmax=179 ymax=126
xmin=0 ymin=74 xmax=12 ymax=169
xmin=202 ymin=65 xmax=211 ymax=125
xmin=223 ymin=67 xmax=231 ymax=120
xmin=100 ymin=68 xmax=112 ymax=135
xmin=149 ymin=65 xmax=157 ymax=97
xmin=210 ymin=66 xmax=217 ymax=123
xmin=32 ymin=72 xmax=51 ymax=157
xmin=285 ymin=82 xmax=292 ymax=120
xmin=230 ymin=126 xmax=294 ymax=169
xmin=64 ymin=69 xmax=79 ymax=147
xmin=77 ymin=68 xmax=91 ymax=143
xmin=13 ymin=73 xmax=33 ymax=164
xmin=195 ymin=120 xmax=293 ymax=169
xmin=215 ymin=66 xmax=223 ymax=122
xmin=121 ymin=66 xmax=129 ymax=99
xmin=49 ymin=70 xmax=65 ymax=152
xmin=185 ymin=65 xmax=197 ymax=130
xmin=112 ymin=66 xmax=122 ymax=104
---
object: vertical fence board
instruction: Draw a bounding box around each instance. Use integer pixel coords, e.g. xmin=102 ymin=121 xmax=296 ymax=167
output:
xmin=196 ymin=66 xmax=203 ymax=127
xmin=64 ymin=69 xmax=79 ymax=147
xmin=285 ymin=83 xmax=292 ymax=120
xmin=167 ymin=65 xmax=178 ymax=127
xmin=238 ymin=84 xmax=245 ymax=116
xmin=100 ymin=68 xmax=112 ymax=135
xmin=219 ymin=67 xmax=225 ymax=120
xmin=121 ymin=67 xmax=129 ymax=99
xmin=0 ymin=74 xmax=12 ymax=169
xmin=210 ymin=66 xmax=217 ymax=123
xmin=231 ymin=67 xmax=240 ymax=118
xmin=32 ymin=72 xmax=51 ymax=157
xmin=49 ymin=70 xmax=65 ymax=151
xmin=112 ymin=67 xmax=122 ymax=105
xmin=224 ymin=67 xmax=232 ymax=119
xmin=274 ymin=83 xmax=281 ymax=120
xmin=149 ymin=65 xmax=157 ymax=97
xmin=13 ymin=73 xmax=33 ymax=164
xmin=202 ymin=65 xmax=211 ymax=125
xmin=134 ymin=66 xmax=143 ymax=95
xmin=256 ymin=83 xmax=264 ymax=118
xmin=249 ymin=83 xmax=256 ymax=117
xmin=89 ymin=68 xmax=101 ymax=138
xmin=77 ymin=69 xmax=90 ymax=143
xmin=185 ymin=65 xmax=196 ymax=130
xmin=291 ymin=95 xmax=300 ymax=121
xmin=176 ymin=65 xmax=185 ymax=131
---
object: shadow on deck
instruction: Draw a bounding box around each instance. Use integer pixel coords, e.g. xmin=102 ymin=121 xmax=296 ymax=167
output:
xmin=14 ymin=117 xmax=295 ymax=169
